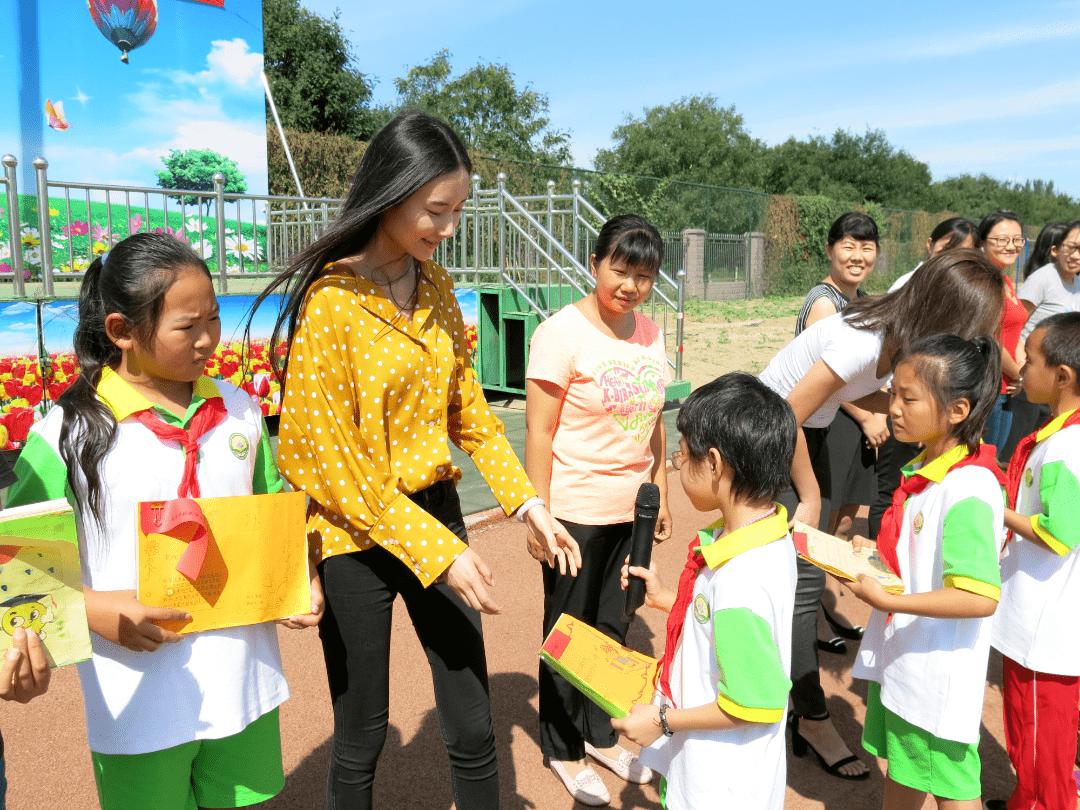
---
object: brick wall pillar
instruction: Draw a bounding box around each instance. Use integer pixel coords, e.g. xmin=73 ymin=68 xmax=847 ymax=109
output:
xmin=747 ymin=231 xmax=764 ymax=297
xmin=682 ymin=228 xmax=705 ymax=297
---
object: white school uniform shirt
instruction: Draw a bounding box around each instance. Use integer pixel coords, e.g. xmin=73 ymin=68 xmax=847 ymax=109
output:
xmin=758 ymin=313 xmax=889 ymax=428
xmin=993 ymin=417 xmax=1080 ymax=675
xmin=638 ymin=511 xmax=797 ymax=810
xmin=11 ymin=369 xmax=289 ymax=755
xmin=852 ymin=445 xmax=1004 ymax=744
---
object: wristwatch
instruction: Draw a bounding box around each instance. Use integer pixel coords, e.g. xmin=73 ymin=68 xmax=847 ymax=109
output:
xmin=659 ymin=704 xmax=674 ymax=737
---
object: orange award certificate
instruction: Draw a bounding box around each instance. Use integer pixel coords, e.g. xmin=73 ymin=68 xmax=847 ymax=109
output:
xmin=137 ymin=491 xmax=310 ymax=633
xmin=540 ymin=613 xmax=659 ymax=718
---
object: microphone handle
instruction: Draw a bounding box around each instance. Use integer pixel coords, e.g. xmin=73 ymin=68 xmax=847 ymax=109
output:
xmin=623 ymin=510 xmax=658 ymax=623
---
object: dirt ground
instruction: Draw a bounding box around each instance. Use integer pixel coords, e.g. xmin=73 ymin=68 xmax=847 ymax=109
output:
xmin=676 ymin=298 xmax=802 ymax=391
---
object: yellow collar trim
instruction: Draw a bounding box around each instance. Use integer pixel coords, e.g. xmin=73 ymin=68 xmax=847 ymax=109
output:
xmin=1036 ymin=408 xmax=1079 ymax=443
xmin=97 ymin=367 xmax=221 ymax=422
xmin=698 ymin=506 xmax=789 ymax=570
xmin=907 ymin=443 xmax=970 ymax=483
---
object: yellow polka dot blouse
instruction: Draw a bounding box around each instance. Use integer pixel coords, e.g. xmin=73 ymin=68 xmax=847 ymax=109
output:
xmin=277 ymin=260 xmax=537 ymax=585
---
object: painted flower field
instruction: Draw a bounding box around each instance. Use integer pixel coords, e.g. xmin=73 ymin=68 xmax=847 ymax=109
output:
xmin=0 ymin=196 xmax=267 ymax=281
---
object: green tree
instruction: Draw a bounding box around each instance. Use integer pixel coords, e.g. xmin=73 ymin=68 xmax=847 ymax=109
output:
xmin=262 ymin=0 xmax=376 ymax=138
xmin=594 ymin=96 xmax=769 ymax=190
xmin=156 ymin=149 xmax=247 ymax=212
xmin=763 ymin=128 xmax=932 ymax=209
xmin=377 ymin=49 xmax=572 ymax=164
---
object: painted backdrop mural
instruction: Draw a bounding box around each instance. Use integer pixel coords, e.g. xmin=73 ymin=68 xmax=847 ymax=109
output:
xmin=1 ymin=0 xmax=268 ymax=194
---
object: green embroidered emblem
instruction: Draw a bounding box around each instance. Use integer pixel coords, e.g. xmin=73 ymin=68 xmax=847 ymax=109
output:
xmin=1025 ymin=468 xmax=1033 ymax=488
xmin=693 ymin=593 xmax=710 ymax=624
xmin=229 ymin=433 xmax=250 ymax=460
xmin=913 ymin=512 xmax=924 ymax=534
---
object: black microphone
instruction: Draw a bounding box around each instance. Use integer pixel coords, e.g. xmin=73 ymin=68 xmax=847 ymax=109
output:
xmin=623 ymin=482 xmax=660 ymax=623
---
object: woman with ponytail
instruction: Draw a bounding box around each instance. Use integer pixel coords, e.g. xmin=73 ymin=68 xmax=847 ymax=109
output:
xmin=7 ymin=232 xmax=316 ymax=810
xmin=845 ymin=334 xmax=1006 ymax=809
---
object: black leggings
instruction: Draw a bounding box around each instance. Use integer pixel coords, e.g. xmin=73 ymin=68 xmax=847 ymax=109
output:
xmin=317 ymin=481 xmax=498 ymax=810
xmin=539 ymin=520 xmax=633 ymax=761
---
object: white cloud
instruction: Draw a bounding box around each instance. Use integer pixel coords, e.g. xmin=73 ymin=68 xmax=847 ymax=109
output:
xmin=897 ymin=21 xmax=1080 ymax=59
xmin=918 ymin=136 xmax=1080 ymax=165
xmin=173 ymin=39 xmax=263 ymax=90
xmin=4 ymin=321 xmax=35 ymax=331
xmin=0 ymin=302 xmax=37 ymax=317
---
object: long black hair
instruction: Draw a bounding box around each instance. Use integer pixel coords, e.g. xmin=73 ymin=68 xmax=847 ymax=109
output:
xmin=1022 ymin=221 xmax=1071 ymax=280
xmin=842 ymin=247 xmax=1005 ymax=368
xmin=58 ymin=233 xmax=212 ymax=526
xmin=894 ymin=334 xmax=1001 ymax=453
xmin=248 ymin=109 xmax=472 ymax=379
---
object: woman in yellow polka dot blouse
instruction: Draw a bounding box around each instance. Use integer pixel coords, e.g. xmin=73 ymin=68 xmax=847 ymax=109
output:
xmin=251 ymin=110 xmax=582 ymax=810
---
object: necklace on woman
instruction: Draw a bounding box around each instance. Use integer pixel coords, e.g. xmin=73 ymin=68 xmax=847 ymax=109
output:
xmin=373 ymin=257 xmax=418 ymax=314
xmin=733 ymin=505 xmax=778 ymax=532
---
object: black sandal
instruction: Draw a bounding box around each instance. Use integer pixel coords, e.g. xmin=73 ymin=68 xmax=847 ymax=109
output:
xmin=816 ymin=636 xmax=847 ymax=655
xmin=788 ymin=712 xmax=870 ymax=781
xmin=822 ymin=604 xmax=865 ymax=640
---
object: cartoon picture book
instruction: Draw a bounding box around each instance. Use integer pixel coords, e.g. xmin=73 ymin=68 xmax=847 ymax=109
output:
xmin=792 ymin=520 xmax=905 ymax=595
xmin=540 ymin=613 xmax=659 ymax=719
xmin=0 ymin=499 xmax=92 ymax=668
xmin=137 ymin=490 xmax=310 ymax=634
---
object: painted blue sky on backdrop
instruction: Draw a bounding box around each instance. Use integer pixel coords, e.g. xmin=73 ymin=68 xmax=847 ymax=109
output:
xmin=305 ymin=0 xmax=1080 ymax=199
xmin=0 ymin=0 xmax=267 ymax=194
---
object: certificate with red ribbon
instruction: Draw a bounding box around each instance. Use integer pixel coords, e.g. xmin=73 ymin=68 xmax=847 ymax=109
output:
xmin=137 ymin=491 xmax=309 ymax=633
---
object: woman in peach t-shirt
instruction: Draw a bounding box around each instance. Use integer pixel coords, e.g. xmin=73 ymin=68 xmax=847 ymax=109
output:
xmin=526 ymin=214 xmax=672 ymax=806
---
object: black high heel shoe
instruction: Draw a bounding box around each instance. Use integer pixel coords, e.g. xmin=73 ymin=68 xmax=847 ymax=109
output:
xmin=788 ymin=711 xmax=870 ymax=781
xmin=816 ymin=636 xmax=847 ymax=655
xmin=822 ymin=604 xmax=865 ymax=641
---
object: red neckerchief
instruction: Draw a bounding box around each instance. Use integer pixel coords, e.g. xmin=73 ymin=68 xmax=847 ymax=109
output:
xmin=657 ymin=535 xmax=708 ymax=705
xmin=1005 ymin=408 xmax=1080 ymax=539
xmin=657 ymin=507 xmax=779 ymax=705
xmin=877 ymin=443 xmax=1006 ymax=579
xmin=133 ymin=398 xmax=228 ymax=579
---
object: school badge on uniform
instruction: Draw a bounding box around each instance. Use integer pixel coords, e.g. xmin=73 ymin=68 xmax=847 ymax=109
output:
xmin=1025 ymin=468 xmax=1033 ymax=488
xmin=229 ymin=433 xmax=250 ymax=460
xmin=693 ymin=594 xmax=710 ymax=624
xmin=913 ymin=512 xmax=924 ymax=534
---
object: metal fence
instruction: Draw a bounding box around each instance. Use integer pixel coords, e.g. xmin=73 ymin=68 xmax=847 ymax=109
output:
xmin=0 ymin=160 xmax=687 ymax=381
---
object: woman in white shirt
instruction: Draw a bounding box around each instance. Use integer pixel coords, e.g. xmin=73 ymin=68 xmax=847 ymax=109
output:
xmin=758 ymin=248 xmax=1005 ymax=780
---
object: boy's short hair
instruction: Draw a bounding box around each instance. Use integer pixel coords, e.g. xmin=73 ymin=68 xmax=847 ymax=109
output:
xmin=676 ymin=372 xmax=797 ymax=503
xmin=1037 ymin=312 xmax=1080 ymax=390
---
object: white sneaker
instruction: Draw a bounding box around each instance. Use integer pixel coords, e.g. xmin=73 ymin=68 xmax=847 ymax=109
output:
xmin=549 ymin=760 xmax=611 ymax=806
xmin=585 ymin=741 xmax=654 ymax=784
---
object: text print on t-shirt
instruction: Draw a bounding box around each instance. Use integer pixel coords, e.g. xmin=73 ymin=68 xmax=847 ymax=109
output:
xmin=596 ymin=358 xmax=666 ymax=442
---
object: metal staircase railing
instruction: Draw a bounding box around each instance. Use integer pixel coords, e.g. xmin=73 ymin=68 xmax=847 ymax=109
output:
xmin=433 ymin=173 xmax=686 ymax=385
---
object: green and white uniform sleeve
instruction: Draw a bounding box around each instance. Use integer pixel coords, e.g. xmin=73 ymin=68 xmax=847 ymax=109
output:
xmin=1030 ymin=459 xmax=1080 ymax=556
xmin=712 ymin=607 xmax=791 ymax=723
xmin=941 ymin=496 xmax=1001 ymax=600
xmin=6 ymin=431 xmax=71 ymax=508
xmin=252 ymin=417 xmax=283 ymax=496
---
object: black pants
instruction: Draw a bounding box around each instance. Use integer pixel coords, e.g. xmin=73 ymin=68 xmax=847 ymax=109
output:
xmin=1000 ymin=390 xmax=1050 ymax=463
xmin=539 ymin=520 xmax=633 ymax=761
xmin=778 ymin=426 xmax=832 ymax=718
xmin=317 ymin=481 xmax=498 ymax=810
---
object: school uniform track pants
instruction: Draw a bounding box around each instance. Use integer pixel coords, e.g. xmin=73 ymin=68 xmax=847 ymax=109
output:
xmin=1002 ymin=655 xmax=1080 ymax=810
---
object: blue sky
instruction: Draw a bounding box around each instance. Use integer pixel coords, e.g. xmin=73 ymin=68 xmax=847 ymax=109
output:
xmin=1 ymin=0 xmax=267 ymax=194
xmin=305 ymin=0 xmax=1080 ymax=200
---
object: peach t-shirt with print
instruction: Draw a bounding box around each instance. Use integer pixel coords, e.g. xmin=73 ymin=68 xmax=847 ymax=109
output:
xmin=527 ymin=304 xmax=670 ymax=525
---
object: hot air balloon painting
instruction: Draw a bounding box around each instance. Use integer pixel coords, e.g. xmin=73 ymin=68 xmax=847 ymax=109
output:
xmin=87 ymin=0 xmax=158 ymax=64
xmin=45 ymin=99 xmax=70 ymax=131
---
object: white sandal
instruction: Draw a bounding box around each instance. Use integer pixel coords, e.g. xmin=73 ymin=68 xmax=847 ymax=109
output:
xmin=549 ymin=760 xmax=611 ymax=806
xmin=585 ymin=741 xmax=654 ymax=784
